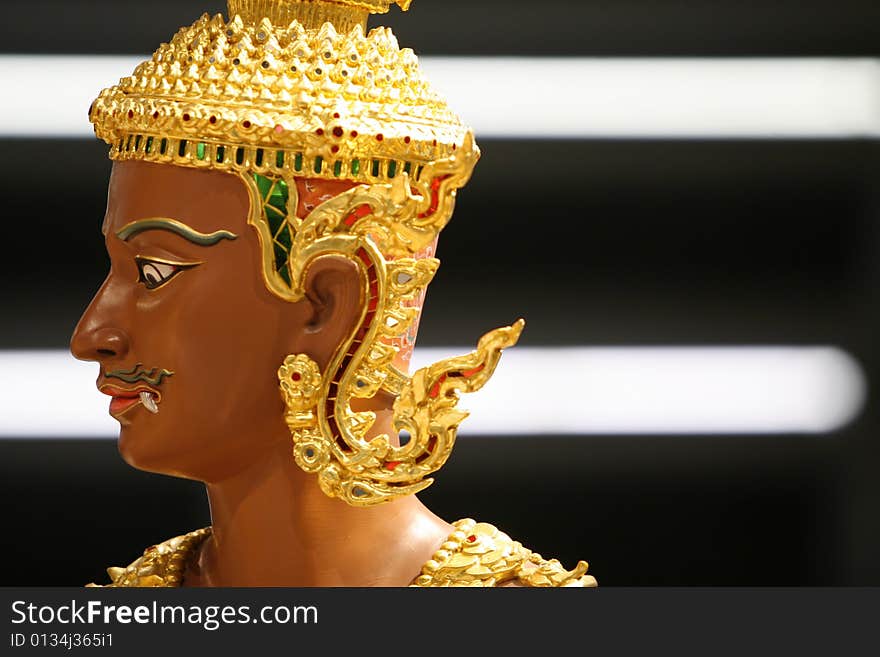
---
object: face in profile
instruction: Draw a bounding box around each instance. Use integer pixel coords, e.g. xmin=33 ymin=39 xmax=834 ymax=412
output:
xmin=70 ymin=160 xmax=360 ymax=482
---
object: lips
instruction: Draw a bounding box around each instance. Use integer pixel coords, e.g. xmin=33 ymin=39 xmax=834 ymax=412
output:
xmin=99 ymin=384 xmax=160 ymax=417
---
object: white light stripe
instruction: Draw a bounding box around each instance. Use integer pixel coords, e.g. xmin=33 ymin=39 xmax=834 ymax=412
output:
xmin=423 ymin=57 xmax=880 ymax=138
xmin=1 ymin=56 xmax=879 ymax=138
xmin=0 ymin=348 xmax=866 ymax=437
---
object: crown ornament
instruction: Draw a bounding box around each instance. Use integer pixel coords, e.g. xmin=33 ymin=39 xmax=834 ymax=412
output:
xmin=89 ymin=0 xmax=469 ymax=185
xmin=89 ymin=0 xmax=522 ymax=507
xmin=229 ymin=0 xmax=412 ymax=30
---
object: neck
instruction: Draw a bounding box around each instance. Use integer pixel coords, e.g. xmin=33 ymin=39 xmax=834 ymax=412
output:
xmin=191 ymin=420 xmax=453 ymax=587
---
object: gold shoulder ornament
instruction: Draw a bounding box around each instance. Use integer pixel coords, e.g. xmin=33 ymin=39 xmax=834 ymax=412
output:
xmin=413 ymin=519 xmax=598 ymax=588
xmin=86 ymin=528 xmax=210 ymax=588
xmin=88 ymin=522 xmax=597 ymax=588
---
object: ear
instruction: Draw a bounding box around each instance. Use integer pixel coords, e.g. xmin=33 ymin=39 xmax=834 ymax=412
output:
xmin=297 ymin=254 xmax=363 ymax=370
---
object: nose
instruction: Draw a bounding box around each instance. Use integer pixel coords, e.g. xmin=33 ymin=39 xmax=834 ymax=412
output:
xmin=70 ymin=278 xmax=132 ymax=362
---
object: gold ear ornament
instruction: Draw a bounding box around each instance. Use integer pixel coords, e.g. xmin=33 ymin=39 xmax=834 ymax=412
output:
xmin=278 ymin=320 xmax=523 ymax=507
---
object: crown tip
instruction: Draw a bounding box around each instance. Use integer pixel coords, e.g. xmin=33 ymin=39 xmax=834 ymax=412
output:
xmin=226 ymin=0 xmax=412 ymax=32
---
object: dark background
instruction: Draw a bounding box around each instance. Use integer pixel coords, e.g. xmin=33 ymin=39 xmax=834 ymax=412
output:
xmin=1 ymin=0 xmax=879 ymax=586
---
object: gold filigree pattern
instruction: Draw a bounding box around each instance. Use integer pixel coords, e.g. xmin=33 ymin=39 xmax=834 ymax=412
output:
xmin=412 ymin=519 xmax=598 ymax=588
xmin=86 ymin=528 xmax=211 ymax=588
xmin=247 ymin=132 xmax=510 ymax=507
xmin=282 ymin=320 xmax=524 ymax=506
xmin=87 ymin=522 xmax=596 ymax=588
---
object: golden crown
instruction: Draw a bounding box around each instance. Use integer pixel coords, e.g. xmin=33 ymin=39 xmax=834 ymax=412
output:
xmin=89 ymin=0 xmax=475 ymax=185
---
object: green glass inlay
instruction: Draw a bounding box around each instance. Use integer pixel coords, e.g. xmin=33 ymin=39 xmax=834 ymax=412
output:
xmin=273 ymin=243 xmax=287 ymax=270
xmin=252 ymin=173 xmax=293 ymax=290
xmin=351 ymin=159 xmax=360 ymax=175
xmin=403 ymin=162 xmax=412 ymax=175
xmin=416 ymin=165 xmax=423 ymax=180
xmin=255 ymin=148 xmax=264 ymax=166
xmin=276 ymin=225 xmax=292 ymax=250
xmin=134 ymin=135 xmax=142 ymax=151
xmin=235 ymin=148 xmax=245 ymax=165
xmin=388 ymin=161 xmax=397 ymax=178
xmin=256 ymin=176 xmax=287 ymax=223
xmin=294 ymin=153 xmax=303 ymax=171
xmin=178 ymin=139 xmax=188 ymax=157
xmin=145 ymin=137 xmax=154 ymax=154
xmin=196 ymin=142 xmax=206 ymax=160
xmin=216 ymin=145 xmax=225 ymax=162
xmin=255 ymin=173 xmax=272 ymax=198
xmin=117 ymin=139 xmax=124 ymax=152
xmin=275 ymin=151 xmax=284 ymax=168
xmin=314 ymin=156 xmax=323 ymax=174
xmin=371 ymin=160 xmax=380 ymax=177
xmin=333 ymin=160 xmax=342 ymax=177
xmin=279 ymin=266 xmax=291 ymax=285
xmin=159 ymin=138 xmax=168 ymax=155
xmin=125 ymin=135 xmax=133 ymax=151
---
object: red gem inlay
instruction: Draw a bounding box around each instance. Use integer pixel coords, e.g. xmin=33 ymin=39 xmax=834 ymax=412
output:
xmin=418 ymin=175 xmax=450 ymax=219
xmin=344 ymin=204 xmax=371 ymax=227
xmin=428 ymin=374 xmax=448 ymax=399
xmin=467 ymin=535 xmax=476 ymax=543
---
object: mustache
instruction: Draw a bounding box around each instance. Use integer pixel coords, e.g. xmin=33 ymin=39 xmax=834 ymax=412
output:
xmin=104 ymin=363 xmax=174 ymax=386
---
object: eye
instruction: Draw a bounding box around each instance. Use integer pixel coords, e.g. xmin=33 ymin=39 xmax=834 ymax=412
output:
xmin=135 ymin=257 xmax=198 ymax=290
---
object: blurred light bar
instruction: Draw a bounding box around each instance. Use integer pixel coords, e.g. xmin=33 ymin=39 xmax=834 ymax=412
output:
xmin=1 ymin=56 xmax=879 ymax=138
xmin=0 ymin=347 xmax=865 ymax=437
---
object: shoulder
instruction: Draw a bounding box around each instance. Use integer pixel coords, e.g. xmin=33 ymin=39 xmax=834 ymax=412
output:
xmin=411 ymin=519 xmax=597 ymax=588
xmin=86 ymin=527 xmax=211 ymax=588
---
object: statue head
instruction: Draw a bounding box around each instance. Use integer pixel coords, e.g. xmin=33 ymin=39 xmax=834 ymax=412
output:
xmin=71 ymin=0 xmax=522 ymax=506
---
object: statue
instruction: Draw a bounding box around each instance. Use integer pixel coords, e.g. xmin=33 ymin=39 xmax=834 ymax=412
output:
xmin=71 ymin=0 xmax=596 ymax=587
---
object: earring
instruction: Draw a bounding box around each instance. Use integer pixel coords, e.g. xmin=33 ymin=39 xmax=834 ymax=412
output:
xmin=277 ymin=353 xmax=333 ymax=476
xmin=278 ymin=353 xmax=322 ymax=422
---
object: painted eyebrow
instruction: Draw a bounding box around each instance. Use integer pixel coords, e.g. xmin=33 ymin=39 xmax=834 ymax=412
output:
xmin=115 ymin=217 xmax=238 ymax=246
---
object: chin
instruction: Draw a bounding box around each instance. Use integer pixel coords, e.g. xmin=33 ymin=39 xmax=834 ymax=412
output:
xmin=117 ymin=423 xmax=228 ymax=483
xmin=116 ymin=423 xmax=185 ymax=479
xmin=118 ymin=426 xmax=168 ymax=474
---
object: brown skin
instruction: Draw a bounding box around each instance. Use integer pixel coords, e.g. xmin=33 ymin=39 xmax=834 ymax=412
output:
xmin=70 ymin=160 xmax=454 ymax=586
